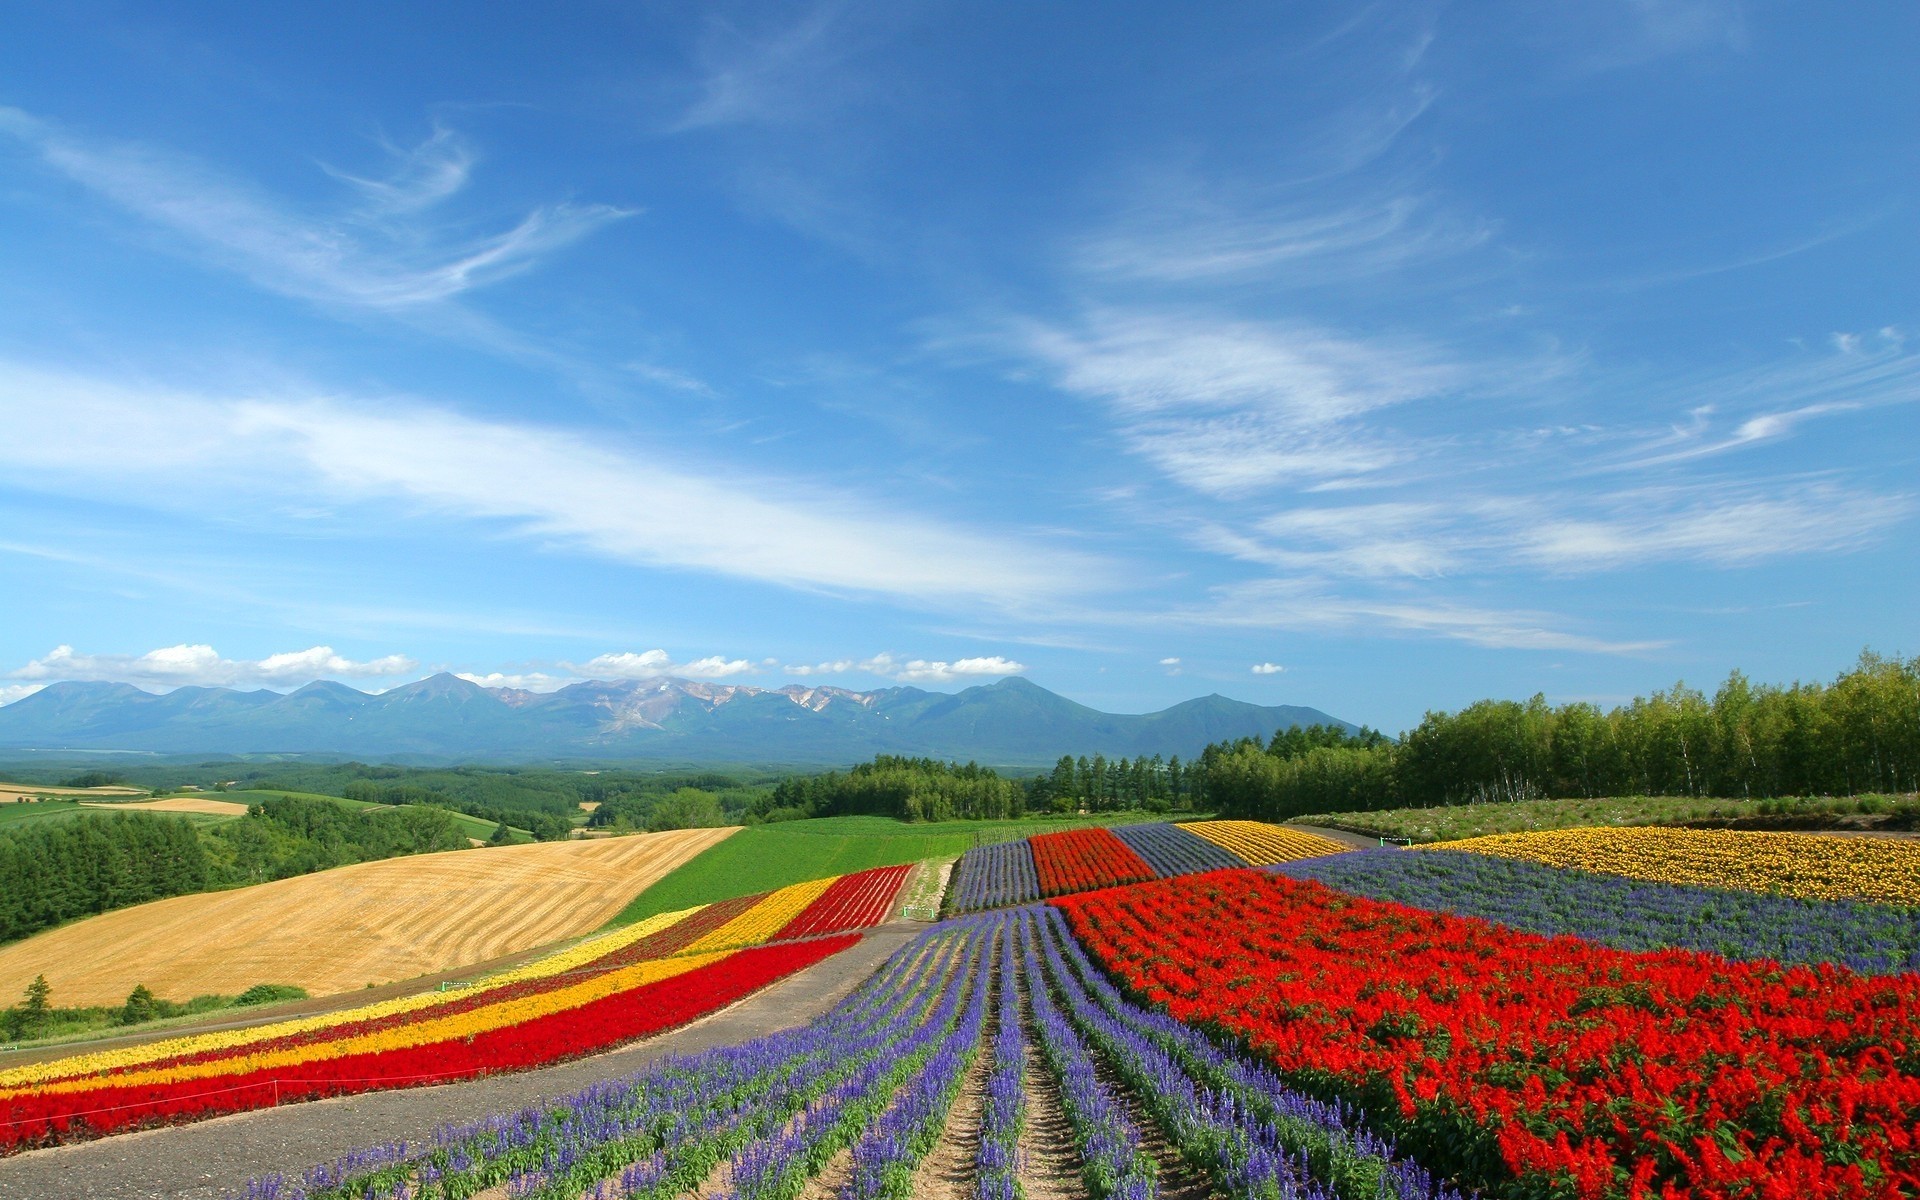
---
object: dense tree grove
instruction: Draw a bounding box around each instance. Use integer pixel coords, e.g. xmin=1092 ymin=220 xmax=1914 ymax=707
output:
xmin=0 ymin=814 xmax=210 ymax=944
xmin=1024 ymin=752 xmax=1208 ymax=814
xmin=762 ymin=756 xmax=1026 ymax=822
xmin=340 ymin=782 xmax=573 ymax=841
xmin=1204 ymin=653 xmax=1920 ymax=820
xmin=0 ymin=797 xmax=473 ymax=947
xmin=203 ymin=795 xmax=469 ymax=884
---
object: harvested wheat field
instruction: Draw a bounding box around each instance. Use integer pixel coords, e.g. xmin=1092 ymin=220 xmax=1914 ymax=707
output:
xmin=77 ymin=796 xmax=251 ymax=817
xmin=0 ymin=826 xmax=734 ymax=1006
xmin=0 ymin=782 xmax=145 ymax=801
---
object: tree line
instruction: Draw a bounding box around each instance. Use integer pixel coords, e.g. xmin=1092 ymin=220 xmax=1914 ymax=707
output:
xmin=0 ymin=796 xmax=474 ymax=946
xmin=760 ymin=756 xmax=1027 ymax=822
xmin=1201 ymin=652 xmax=1920 ymax=821
xmin=0 ymin=813 xmax=209 ymax=945
xmin=340 ymin=781 xmax=574 ymax=841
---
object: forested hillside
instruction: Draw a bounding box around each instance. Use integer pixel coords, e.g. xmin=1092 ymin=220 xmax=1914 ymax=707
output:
xmin=1200 ymin=652 xmax=1919 ymax=821
xmin=0 ymin=797 xmax=471 ymax=946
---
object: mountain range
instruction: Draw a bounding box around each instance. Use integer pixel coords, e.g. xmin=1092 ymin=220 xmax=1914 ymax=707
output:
xmin=0 ymin=675 xmax=1350 ymax=765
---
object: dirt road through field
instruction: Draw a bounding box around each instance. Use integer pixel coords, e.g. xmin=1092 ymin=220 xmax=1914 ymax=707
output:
xmin=0 ymin=923 xmax=923 ymax=1200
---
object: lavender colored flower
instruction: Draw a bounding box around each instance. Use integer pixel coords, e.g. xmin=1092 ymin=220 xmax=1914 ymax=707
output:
xmin=1276 ymin=848 xmax=1920 ymax=974
xmin=1110 ymin=823 xmax=1249 ymax=876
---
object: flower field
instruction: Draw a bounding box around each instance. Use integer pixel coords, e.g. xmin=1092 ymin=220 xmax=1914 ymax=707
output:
xmin=1110 ymin=820 xmax=1246 ymax=875
xmin=0 ymin=864 xmax=910 ymax=1150
xmin=1430 ymin=825 xmax=1920 ymax=906
xmin=1057 ymin=868 xmax=1920 ymax=1199
xmin=1183 ymin=819 xmax=1349 ymax=865
xmin=945 ymin=819 xmax=1347 ymax=913
xmin=1029 ymin=827 xmax=1157 ymax=898
xmin=1278 ymin=847 xmax=1920 ymax=974
xmin=231 ymin=905 xmax=1459 ymax=1200
xmin=13 ymin=820 xmax=1918 ymax=1200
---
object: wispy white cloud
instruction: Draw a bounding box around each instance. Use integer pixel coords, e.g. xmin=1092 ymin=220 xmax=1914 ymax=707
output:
xmin=1598 ymin=328 xmax=1920 ymax=472
xmin=0 ymin=108 xmax=630 ymax=311
xmin=1250 ymin=662 xmax=1286 ymax=674
xmin=672 ymin=3 xmax=857 ymax=131
xmin=1184 ymin=580 xmax=1666 ymax=655
xmin=0 ymin=361 xmax=1102 ymax=608
xmin=1513 ymin=483 xmax=1912 ymax=571
xmin=1074 ymin=188 xmax=1492 ymax=285
xmin=0 ymin=684 xmax=47 ymax=707
xmin=9 ymin=644 xmax=416 ymax=689
xmin=1005 ymin=310 xmax=1461 ymax=495
xmin=568 ymin=649 xmax=756 ymax=680
xmin=782 ymin=652 xmax=1026 ymax=684
xmin=1206 ymin=482 xmax=1909 ymax=581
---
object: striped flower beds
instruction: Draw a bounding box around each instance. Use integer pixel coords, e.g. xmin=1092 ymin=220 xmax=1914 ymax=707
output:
xmin=1110 ymin=821 xmax=1245 ymax=875
xmin=944 ymin=839 xmax=1041 ymax=915
xmin=1029 ymin=827 xmax=1157 ymax=897
xmin=0 ymin=864 xmax=911 ymax=1151
xmin=945 ymin=820 xmax=1352 ymax=913
xmin=1183 ymin=819 xmax=1347 ymax=865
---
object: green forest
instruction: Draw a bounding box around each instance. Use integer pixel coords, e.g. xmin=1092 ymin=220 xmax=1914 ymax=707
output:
xmin=0 ymin=796 xmax=470 ymax=946
xmin=1198 ymin=652 xmax=1920 ymax=821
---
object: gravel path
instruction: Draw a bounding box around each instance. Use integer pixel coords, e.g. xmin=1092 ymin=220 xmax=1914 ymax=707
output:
xmin=0 ymin=925 xmax=924 ymax=1200
xmin=1286 ymin=823 xmax=1403 ymax=851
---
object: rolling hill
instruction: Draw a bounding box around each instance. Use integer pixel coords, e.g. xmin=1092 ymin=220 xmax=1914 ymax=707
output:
xmin=0 ymin=827 xmax=734 ymax=1005
xmin=0 ymin=675 xmax=1349 ymax=764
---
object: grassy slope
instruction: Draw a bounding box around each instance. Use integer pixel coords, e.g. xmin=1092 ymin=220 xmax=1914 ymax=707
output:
xmin=1301 ymin=792 xmax=1917 ymax=843
xmin=607 ymin=811 xmax=1178 ymax=926
xmin=0 ymin=799 xmax=92 ymax=829
xmin=222 ymin=788 xmax=524 ymax=842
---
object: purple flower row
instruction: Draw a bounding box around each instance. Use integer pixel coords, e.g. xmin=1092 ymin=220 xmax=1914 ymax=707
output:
xmin=1275 ymin=848 xmax=1920 ymax=974
xmin=1110 ymin=823 xmax=1247 ymax=876
xmin=948 ymin=824 xmax=1256 ymax=915
xmin=237 ymin=923 xmax=984 ymax=1200
xmin=1033 ymin=903 xmax=1464 ymax=1200
xmin=947 ymin=840 xmax=1041 ymax=914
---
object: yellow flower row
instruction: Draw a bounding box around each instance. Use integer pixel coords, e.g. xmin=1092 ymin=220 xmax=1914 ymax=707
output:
xmin=1184 ymin=821 xmax=1349 ymax=866
xmin=0 ymin=905 xmax=703 ymax=1090
xmin=3 ymin=949 xmax=723 ymax=1100
xmin=683 ymin=876 xmax=839 ymax=955
xmin=1428 ymin=826 xmax=1920 ymax=907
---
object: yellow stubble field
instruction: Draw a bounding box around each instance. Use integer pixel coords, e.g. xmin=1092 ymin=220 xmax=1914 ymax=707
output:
xmin=0 ymin=826 xmax=735 ymax=1006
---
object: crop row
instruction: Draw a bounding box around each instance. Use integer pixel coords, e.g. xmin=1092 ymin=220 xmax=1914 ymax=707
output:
xmin=1057 ymin=869 xmax=1920 ymax=1199
xmin=1030 ymin=828 xmax=1157 ymax=898
xmin=1429 ymin=825 xmax=1920 ymax=907
xmin=0 ymin=865 xmax=911 ymax=1150
xmin=945 ymin=820 xmax=1346 ymax=914
xmin=1278 ymin=847 xmax=1920 ymax=974
xmin=237 ymin=902 xmax=1457 ymax=1200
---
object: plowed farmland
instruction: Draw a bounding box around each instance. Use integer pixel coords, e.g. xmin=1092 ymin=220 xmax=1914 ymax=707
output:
xmin=0 ymin=827 xmax=734 ymax=1005
xmin=77 ymin=797 xmax=251 ymax=817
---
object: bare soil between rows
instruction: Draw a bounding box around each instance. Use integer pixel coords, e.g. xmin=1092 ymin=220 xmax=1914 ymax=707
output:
xmin=0 ymin=923 xmax=925 ymax=1200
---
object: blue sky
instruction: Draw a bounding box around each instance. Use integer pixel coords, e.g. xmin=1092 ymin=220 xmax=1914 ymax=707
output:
xmin=0 ymin=1 xmax=1914 ymax=733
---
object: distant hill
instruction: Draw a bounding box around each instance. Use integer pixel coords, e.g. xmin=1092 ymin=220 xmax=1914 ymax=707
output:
xmin=0 ymin=675 xmax=1350 ymax=766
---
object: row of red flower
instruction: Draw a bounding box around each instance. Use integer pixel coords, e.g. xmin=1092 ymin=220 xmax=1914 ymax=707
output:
xmin=1055 ymin=870 xmax=1920 ymax=1200
xmin=775 ymin=863 xmax=913 ymax=939
xmin=0 ymin=936 xmax=854 ymax=1152
xmin=1029 ymin=828 xmax=1156 ymax=898
xmin=14 ymin=864 xmax=909 ymax=1098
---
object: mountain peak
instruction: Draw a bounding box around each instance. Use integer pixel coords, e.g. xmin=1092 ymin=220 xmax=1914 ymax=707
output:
xmin=0 ymin=673 xmax=1352 ymax=764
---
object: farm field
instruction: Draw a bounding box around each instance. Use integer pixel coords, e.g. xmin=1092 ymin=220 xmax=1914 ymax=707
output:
xmin=1305 ymin=791 xmax=1919 ymax=843
xmin=944 ymin=819 xmax=1345 ymax=913
xmin=0 ymin=862 xmax=914 ymax=1151
xmin=65 ymin=822 xmax=1898 ymax=1200
xmin=0 ymin=782 xmax=146 ymax=801
xmin=0 ymin=827 xmax=735 ymax=1006
xmin=610 ymin=811 xmax=1174 ymax=925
